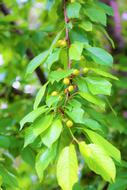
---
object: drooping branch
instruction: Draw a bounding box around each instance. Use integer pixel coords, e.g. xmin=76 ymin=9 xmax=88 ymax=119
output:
xmin=0 ymin=2 xmax=46 ymax=85
xmin=63 ymin=0 xmax=71 ymax=69
xmin=63 ymin=0 xmax=70 ymax=47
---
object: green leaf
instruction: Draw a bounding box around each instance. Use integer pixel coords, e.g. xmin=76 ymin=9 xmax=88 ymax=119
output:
xmin=41 ymin=119 xmax=63 ymax=148
xmin=49 ymin=30 xmax=63 ymax=50
xmin=70 ymin=28 xmax=88 ymax=44
xmin=91 ymin=68 xmax=118 ymax=80
xmin=66 ymin=107 xmax=84 ymax=123
xmin=69 ymin=42 xmax=84 ymax=61
xmin=0 ymin=165 xmax=18 ymax=187
xmin=80 ymin=118 xmax=103 ymax=132
xmin=79 ymin=142 xmax=116 ymax=182
xmin=57 ymin=144 xmax=78 ymax=190
xmin=74 ymin=77 xmax=89 ymax=93
xmin=83 ymin=129 xmax=121 ymax=163
xmin=108 ymin=178 xmax=127 ymax=190
xmin=79 ymin=92 xmax=105 ymax=110
xmin=69 ymin=99 xmax=82 ymax=108
xmin=35 ymin=144 xmax=56 ymax=181
xmin=84 ymin=7 xmax=107 ymax=26
xmin=24 ymin=114 xmax=53 ymax=147
xmin=46 ymin=95 xmax=60 ymax=108
xmin=0 ymin=135 xmax=10 ymax=148
xmin=85 ymin=76 xmax=112 ymax=95
xmin=33 ymin=82 xmax=49 ymax=110
xmin=79 ymin=21 xmax=92 ymax=32
xmin=49 ymin=69 xmax=73 ymax=83
xmin=86 ymin=47 xmax=113 ymax=67
xmin=26 ymin=50 xmax=49 ymax=76
xmin=105 ymin=97 xmax=117 ymax=116
xmin=45 ymin=48 xmax=61 ymax=70
xmin=67 ymin=2 xmax=81 ymax=19
xmin=20 ymin=106 xmax=48 ymax=130
xmin=99 ymin=27 xmax=115 ymax=49
xmin=21 ymin=147 xmax=35 ymax=167
xmin=26 ymin=30 xmax=63 ymax=75
xmin=96 ymin=2 xmax=114 ymax=16
xmin=59 ymin=48 xmax=68 ymax=69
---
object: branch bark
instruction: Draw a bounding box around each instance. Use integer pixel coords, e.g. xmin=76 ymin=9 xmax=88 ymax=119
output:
xmin=0 ymin=82 xmax=32 ymax=99
xmin=63 ymin=0 xmax=71 ymax=69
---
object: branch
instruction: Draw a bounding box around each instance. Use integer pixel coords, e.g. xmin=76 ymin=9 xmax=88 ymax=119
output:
xmin=0 ymin=83 xmax=32 ymax=99
xmin=0 ymin=2 xmax=46 ymax=85
xmin=63 ymin=0 xmax=71 ymax=69
xmin=0 ymin=2 xmax=10 ymax=15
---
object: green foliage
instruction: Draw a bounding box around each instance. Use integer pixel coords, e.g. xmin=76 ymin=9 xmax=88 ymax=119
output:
xmin=33 ymin=82 xmax=49 ymax=110
xmin=85 ymin=76 xmax=112 ymax=95
xmin=0 ymin=165 xmax=18 ymax=188
xmin=24 ymin=114 xmax=53 ymax=147
xmin=41 ymin=119 xmax=63 ymax=148
xmin=0 ymin=0 xmax=127 ymax=189
xmin=19 ymin=0 xmax=120 ymax=187
xmin=35 ymin=143 xmax=57 ymax=181
xmin=79 ymin=142 xmax=116 ymax=182
xmin=26 ymin=50 xmax=49 ymax=76
xmin=83 ymin=129 xmax=121 ymax=162
xmin=86 ymin=47 xmax=113 ymax=67
xmin=67 ymin=2 xmax=81 ymax=19
xmin=57 ymin=144 xmax=78 ymax=190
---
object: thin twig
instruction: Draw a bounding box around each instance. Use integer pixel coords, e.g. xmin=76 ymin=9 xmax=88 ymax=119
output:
xmin=69 ymin=128 xmax=79 ymax=144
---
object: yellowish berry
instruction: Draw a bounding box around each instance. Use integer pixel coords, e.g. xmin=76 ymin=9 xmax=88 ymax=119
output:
xmin=51 ymin=91 xmax=58 ymax=96
xmin=73 ymin=69 xmax=80 ymax=76
xmin=63 ymin=78 xmax=70 ymax=85
xmin=68 ymin=85 xmax=74 ymax=92
xmin=66 ymin=120 xmax=73 ymax=128
xmin=83 ymin=68 xmax=89 ymax=74
xmin=57 ymin=39 xmax=67 ymax=47
xmin=70 ymin=0 xmax=75 ymax=3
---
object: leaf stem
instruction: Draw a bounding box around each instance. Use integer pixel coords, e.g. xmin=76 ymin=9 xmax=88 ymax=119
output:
xmin=69 ymin=128 xmax=79 ymax=144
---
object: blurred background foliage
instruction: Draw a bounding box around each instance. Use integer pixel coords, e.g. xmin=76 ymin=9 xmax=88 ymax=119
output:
xmin=0 ymin=0 xmax=127 ymax=189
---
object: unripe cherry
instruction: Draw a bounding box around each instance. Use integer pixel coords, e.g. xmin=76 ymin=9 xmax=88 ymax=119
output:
xmin=70 ymin=0 xmax=75 ymax=3
xmin=73 ymin=69 xmax=80 ymax=76
xmin=51 ymin=91 xmax=58 ymax=96
xmin=66 ymin=120 xmax=73 ymax=128
xmin=68 ymin=85 xmax=74 ymax=92
xmin=57 ymin=39 xmax=67 ymax=47
xmin=83 ymin=68 xmax=89 ymax=74
xmin=63 ymin=78 xmax=70 ymax=85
